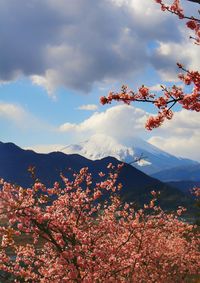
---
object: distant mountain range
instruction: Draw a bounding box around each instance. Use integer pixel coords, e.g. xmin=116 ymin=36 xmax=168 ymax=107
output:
xmin=59 ymin=134 xmax=199 ymax=175
xmin=152 ymin=164 xmax=200 ymax=182
xmin=0 ymin=141 xmax=193 ymax=211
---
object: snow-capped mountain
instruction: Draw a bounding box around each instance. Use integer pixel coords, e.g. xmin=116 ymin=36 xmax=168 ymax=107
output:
xmin=61 ymin=135 xmax=135 ymax=163
xmin=59 ymin=134 xmax=198 ymax=175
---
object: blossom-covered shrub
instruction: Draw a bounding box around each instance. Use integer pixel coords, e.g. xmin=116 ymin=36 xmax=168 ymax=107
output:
xmin=0 ymin=165 xmax=199 ymax=282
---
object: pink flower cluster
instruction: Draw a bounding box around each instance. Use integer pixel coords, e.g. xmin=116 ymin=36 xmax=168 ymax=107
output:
xmin=187 ymin=20 xmax=200 ymax=44
xmin=178 ymin=69 xmax=200 ymax=111
xmin=100 ymin=65 xmax=200 ymax=130
xmin=155 ymin=0 xmax=200 ymax=44
xmin=192 ymin=187 xmax=200 ymax=197
xmin=145 ymin=109 xmax=173 ymax=130
xmin=155 ymin=0 xmax=184 ymax=18
xmin=0 ymin=166 xmax=199 ymax=282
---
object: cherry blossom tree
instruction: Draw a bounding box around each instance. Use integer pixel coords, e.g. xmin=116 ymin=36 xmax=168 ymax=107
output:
xmin=0 ymin=165 xmax=199 ymax=282
xmin=101 ymin=0 xmax=200 ymax=130
xmin=0 ymin=2 xmax=200 ymax=282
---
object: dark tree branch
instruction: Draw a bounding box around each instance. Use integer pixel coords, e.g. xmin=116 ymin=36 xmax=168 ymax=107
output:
xmin=187 ymin=0 xmax=200 ymax=4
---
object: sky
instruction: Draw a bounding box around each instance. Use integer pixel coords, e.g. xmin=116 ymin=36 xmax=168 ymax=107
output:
xmin=0 ymin=0 xmax=200 ymax=161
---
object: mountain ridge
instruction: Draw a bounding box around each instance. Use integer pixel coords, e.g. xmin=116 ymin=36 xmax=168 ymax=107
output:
xmin=152 ymin=164 xmax=200 ymax=182
xmin=0 ymin=140 xmax=192 ymax=210
xmin=57 ymin=134 xmax=198 ymax=175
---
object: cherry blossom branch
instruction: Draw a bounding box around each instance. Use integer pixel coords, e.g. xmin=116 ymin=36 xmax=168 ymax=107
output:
xmin=155 ymin=0 xmax=200 ymax=44
xmin=100 ymin=65 xmax=200 ymax=130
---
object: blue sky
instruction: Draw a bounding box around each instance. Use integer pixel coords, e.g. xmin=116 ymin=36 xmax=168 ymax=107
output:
xmin=0 ymin=0 xmax=200 ymax=161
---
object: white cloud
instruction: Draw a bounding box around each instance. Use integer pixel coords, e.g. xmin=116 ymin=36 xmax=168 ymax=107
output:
xmin=148 ymin=110 xmax=200 ymax=161
xmin=25 ymin=144 xmax=64 ymax=153
xmin=151 ymin=36 xmax=200 ymax=82
xmin=149 ymin=84 xmax=163 ymax=92
xmin=0 ymin=102 xmax=28 ymax=126
xmin=31 ymin=72 xmax=58 ymax=99
xmin=148 ymin=135 xmax=200 ymax=161
xmin=77 ymin=104 xmax=98 ymax=111
xmin=18 ymin=103 xmax=200 ymax=162
xmin=0 ymin=101 xmax=54 ymax=132
xmin=58 ymin=104 xmax=148 ymax=143
xmin=0 ymin=0 xmax=189 ymax=95
xmin=59 ymin=122 xmax=77 ymax=132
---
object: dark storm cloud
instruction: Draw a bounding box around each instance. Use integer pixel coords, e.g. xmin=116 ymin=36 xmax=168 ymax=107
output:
xmin=0 ymin=0 xmax=64 ymax=79
xmin=0 ymin=0 xmax=185 ymax=92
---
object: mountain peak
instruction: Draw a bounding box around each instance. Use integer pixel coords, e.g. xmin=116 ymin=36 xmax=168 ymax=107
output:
xmin=59 ymin=134 xmax=198 ymax=175
xmin=61 ymin=134 xmax=135 ymax=162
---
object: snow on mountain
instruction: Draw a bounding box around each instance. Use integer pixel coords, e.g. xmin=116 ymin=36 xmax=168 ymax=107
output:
xmin=59 ymin=134 xmax=198 ymax=175
xmin=61 ymin=134 xmax=136 ymax=163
